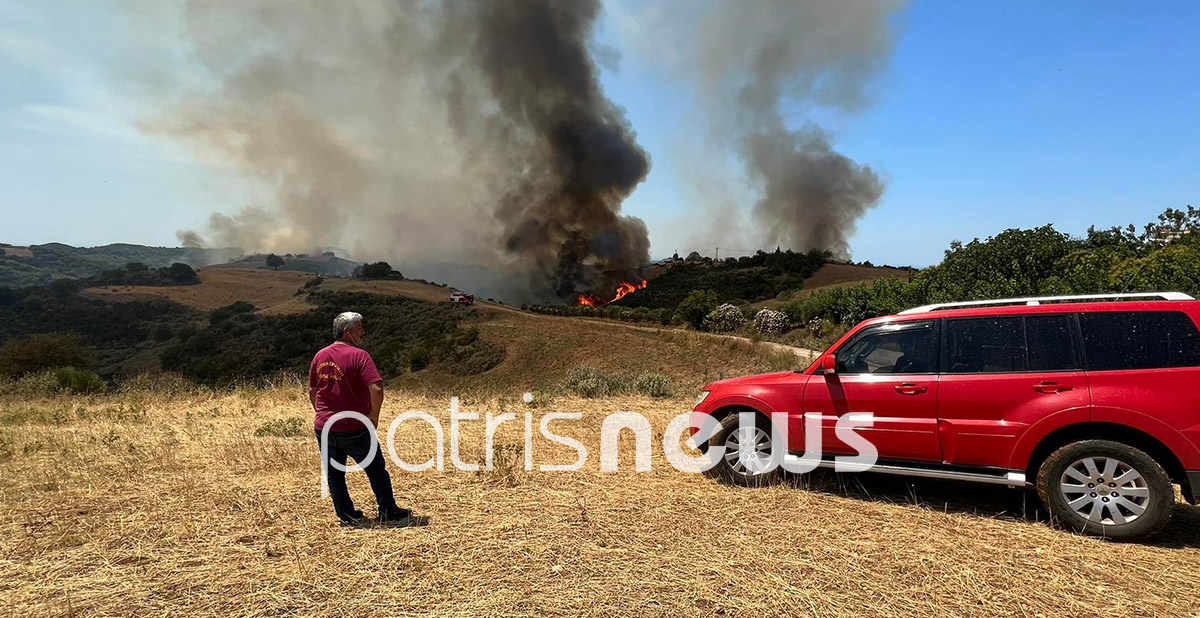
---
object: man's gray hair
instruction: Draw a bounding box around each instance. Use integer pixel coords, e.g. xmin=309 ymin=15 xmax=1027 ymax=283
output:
xmin=333 ymin=311 xmax=363 ymax=339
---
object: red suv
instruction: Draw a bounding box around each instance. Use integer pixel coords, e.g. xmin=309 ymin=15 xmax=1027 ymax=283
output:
xmin=692 ymin=292 xmax=1200 ymax=540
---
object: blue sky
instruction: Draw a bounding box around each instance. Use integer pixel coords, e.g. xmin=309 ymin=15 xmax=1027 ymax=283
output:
xmin=2 ymin=1 xmax=1198 ymax=267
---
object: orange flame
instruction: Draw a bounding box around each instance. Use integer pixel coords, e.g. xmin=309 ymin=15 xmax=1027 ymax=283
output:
xmin=576 ymin=292 xmax=602 ymax=306
xmin=576 ymin=279 xmax=647 ymax=306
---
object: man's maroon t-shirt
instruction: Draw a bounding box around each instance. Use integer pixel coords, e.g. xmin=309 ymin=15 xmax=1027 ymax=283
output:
xmin=309 ymin=342 xmax=383 ymax=432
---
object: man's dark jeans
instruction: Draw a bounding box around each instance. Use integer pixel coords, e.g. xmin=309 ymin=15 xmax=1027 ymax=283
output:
xmin=315 ymin=427 xmax=398 ymax=521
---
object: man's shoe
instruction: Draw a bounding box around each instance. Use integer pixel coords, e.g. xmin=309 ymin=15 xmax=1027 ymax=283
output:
xmin=338 ymin=509 xmax=366 ymax=525
xmin=378 ymin=507 xmax=411 ymax=523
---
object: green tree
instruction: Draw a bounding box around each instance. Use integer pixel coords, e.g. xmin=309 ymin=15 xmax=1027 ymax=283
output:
xmin=1110 ymin=245 xmax=1200 ymax=296
xmin=916 ymin=225 xmax=1077 ymax=303
xmin=265 ymin=254 xmax=285 ymax=270
xmin=676 ymin=289 xmax=718 ymax=329
xmin=359 ymin=262 xmax=403 ymax=279
xmin=166 ymin=263 xmax=200 ymax=283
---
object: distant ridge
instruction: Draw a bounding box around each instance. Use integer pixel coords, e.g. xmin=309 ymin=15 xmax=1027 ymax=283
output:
xmin=0 ymin=242 xmax=362 ymax=287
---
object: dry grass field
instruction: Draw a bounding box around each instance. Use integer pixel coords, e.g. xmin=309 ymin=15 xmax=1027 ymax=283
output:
xmin=395 ymin=311 xmax=809 ymax=395
xmin=3 ymin=384 xmax=1200 ymax=617
xmin=1 ymin=245 xmax=34 ymax=257
xmin=81 ymin=268 xmax=317 ymax=311
xmin=800 ymin=263 xmax=911 ymax=291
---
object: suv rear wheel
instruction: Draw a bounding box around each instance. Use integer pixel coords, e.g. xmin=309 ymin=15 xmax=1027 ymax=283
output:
xmin=1036 ymin=439 xmax=1174 ymax=541
xmin=709 ymin=413 xmax=782 ymax=486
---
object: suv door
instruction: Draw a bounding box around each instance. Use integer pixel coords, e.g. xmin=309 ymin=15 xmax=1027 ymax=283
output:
xmin=802 ymin=319 xmax=942 ymax=461
xmin=936 ymin=314 xmax=1090 ymax=468
xmin=1080 ymin=310 xmax=1200 ymax=451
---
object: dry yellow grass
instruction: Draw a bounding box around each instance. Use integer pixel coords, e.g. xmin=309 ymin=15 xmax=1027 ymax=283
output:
xmin=322 ymin=278 xmax=462 ymax=304
xmin=397 ymin=310 xmax=808 ymax=394
xmin=3 ymin=385 xmax=1199 ymax=617
xmin=80 ymin=268 xmax=315 ymax=311
xmin=1 ymin=245 xmax=34 ymax=257
xmin=800 ymin=263 xmax=910 ymax=291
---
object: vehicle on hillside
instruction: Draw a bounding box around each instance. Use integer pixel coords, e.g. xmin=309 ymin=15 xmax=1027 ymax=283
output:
xmin=450 ymin=291 xmax=474 ymax=306
xmin=692 ymin=292 xmax=1200 ymax=540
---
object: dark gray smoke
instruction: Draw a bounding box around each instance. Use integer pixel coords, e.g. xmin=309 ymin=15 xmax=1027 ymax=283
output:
xmin=745 ymin=125 xmax=883 ymax=258
xmin=445 ymin=0 xmax=651 ymax=299
xmin=624 ymin=0 xmax=903 ymax=258
xmin=144 ymin=0 xmax=649 ymax=302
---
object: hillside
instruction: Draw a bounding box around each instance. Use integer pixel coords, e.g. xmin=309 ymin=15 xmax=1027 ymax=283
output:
xmin=0 ymin=242 xmax=236 ymax=287
xmin=615 ymin=249 xmax=829 ymax=309
xmin=30 ymin=268 xmax=807 ymax=391
xmin=753 ymin=262 xmax=911 ymax=309
xmin=0 ymin=242 xmax=363 ymax=288
xmin=216 ymin=252 xmax=360 ymax=277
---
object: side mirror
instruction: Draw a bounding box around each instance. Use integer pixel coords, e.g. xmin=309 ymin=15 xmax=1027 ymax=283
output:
xmin=821 ymin=354 xmax=837 ymax=376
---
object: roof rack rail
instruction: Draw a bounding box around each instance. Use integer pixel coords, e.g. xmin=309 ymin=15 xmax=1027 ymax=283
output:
xmin=898 ymin=292 xmax=1195 ymax=315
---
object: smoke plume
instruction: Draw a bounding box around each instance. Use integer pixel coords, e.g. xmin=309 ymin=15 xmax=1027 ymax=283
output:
xmin=626 ymin=0 xmax=903 ymax=258
xmin=148 ymin=0 xmax=649 ymax=302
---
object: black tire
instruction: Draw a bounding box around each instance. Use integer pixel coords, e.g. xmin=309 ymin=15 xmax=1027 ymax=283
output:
xmin=709 ymin=412 xmax=783 ymax=487
xmin=1036 ymin=439 xmax=1174 ymax=541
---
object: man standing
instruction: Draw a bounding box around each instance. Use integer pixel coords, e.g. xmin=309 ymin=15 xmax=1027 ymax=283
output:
xmin=310 ymin=311 xmax=410 ymax=525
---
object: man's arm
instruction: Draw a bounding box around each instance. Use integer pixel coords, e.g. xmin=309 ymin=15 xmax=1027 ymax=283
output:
xmin=360 ymin=352 xmax=385 ymax=426
xmin=308 ymin=356 xmax=319 ymax=411
xmin=368 ymin=382 xmax=384 ymax=426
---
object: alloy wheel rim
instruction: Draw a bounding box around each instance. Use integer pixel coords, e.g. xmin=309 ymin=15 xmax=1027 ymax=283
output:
xmin=1059 ymin=456 xmax=1150 ymax=526
xmin=724 ymin=425 xmax=773 ymax=476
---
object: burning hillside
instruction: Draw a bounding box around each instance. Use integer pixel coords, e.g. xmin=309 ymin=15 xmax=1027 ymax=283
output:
xmin=576 ymin=279 xmax=648 ymax=306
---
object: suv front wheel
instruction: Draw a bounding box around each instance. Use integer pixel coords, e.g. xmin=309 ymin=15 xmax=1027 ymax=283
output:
xmin=1036 ymin=439 xmax=1175 ymax=541
xmin=709 ymin=413 xmax=782 ymax=486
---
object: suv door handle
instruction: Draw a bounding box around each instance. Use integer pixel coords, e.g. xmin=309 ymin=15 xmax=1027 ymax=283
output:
xmin=894 ymin=382 xmax=928 ymax=395
xmin=1034 ymin=380 xmax=1073 ymax=394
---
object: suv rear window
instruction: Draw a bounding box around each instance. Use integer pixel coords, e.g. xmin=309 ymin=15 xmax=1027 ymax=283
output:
xmin=1080 ymin=311 xmax=1200 ymax=370
xmin=943 ymin=314 xmax=1079 ymax=373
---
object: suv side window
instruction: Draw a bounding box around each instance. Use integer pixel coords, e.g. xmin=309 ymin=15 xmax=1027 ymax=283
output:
xmin=943 ymin=314 xmax=1080 ymax=373
xmin=836 ymin=320 xmax=937 ymax=375
xmin=1080 ymin=311 xmax=1200 ymax=370
xmin=1026 ymin=314 xmax=1080 ymax=371
xmin=944 ymin=317 xmax=1026 ymax=373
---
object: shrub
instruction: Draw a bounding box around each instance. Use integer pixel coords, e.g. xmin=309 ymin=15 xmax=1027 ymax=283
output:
xmin=166 ymin=262 xmax=200 ymax=283
xmin=562 ymin=366 xmax=625 ymax=398
xmin=408 ymin=346 xmax=431 ymax=372
xmin=633 ymin=372 xmax=673 ymax=398
xmin=255 ymin=417 xmax=306 ymax=438
xmin=807 ymin=317 xmax=824 ymax=339
xmin=0 ymin=333 xmax=95 ymax=378
xmin=676 ymin=289 xmax=719 ymax=329
xmin=152 ymin=325 xmax=174 ymax=342
xmin=0 ymin=370 xmax=60 ymax=396
xmin=209 ymin=301 xmax=256 ymax=325
xmin=53 ymin=368 xmax=106 ymax=394
xmin=753 ymin=309 xmax=789 ymax=334
xmin=702 ymin=303 xmax=747 ymax=332
xmin=439 ymin=337 xmax=505 ymax=376
xmin=359 ymin=262 xmax=404 ymax=280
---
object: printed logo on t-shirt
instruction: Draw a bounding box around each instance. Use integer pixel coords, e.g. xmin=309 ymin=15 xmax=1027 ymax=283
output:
xmin=315 ymin=360 xmax=344 ymax=381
